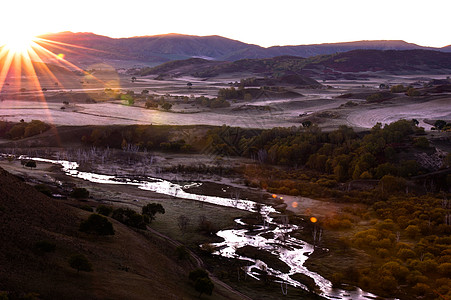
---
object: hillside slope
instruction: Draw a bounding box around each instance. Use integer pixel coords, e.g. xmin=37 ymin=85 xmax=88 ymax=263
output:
xmin=139 ymin=50 xmax=451 ymax=78
xmin=0 ymin=166 xmax=212 ymax=299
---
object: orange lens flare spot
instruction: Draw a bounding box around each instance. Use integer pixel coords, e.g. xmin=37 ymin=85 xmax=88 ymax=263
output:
xmin=272 ymin=194 xmax=277 ymax=198
xmin=310 ymin=217 xmax=318 ymax=223
xmin=291 ymin=202 xmax=298 ymax=208
xmin=57 ymin=53 xmax=65 ymax=59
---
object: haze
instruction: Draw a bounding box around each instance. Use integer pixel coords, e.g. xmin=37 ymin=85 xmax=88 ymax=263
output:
xmin=1 ymin=0 xmax=450 ymax=48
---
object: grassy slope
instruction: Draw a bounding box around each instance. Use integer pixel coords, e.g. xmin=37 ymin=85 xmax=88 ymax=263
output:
xmin=0 ymin=166 xmax=236 ymax=299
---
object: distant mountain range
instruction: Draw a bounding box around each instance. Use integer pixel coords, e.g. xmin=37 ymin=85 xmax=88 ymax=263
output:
xmin=36 ymin=32 xmax=451 ymax=66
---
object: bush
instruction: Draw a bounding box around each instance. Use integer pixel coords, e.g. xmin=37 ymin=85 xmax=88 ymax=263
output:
xmin=405 ymin=225 xmax=421 ymax=239
xmin=189 ymin=269 xmax=209 ymax=282
xmin=112 ymin=208 xmax=147 ymax=229
xmin=397 ymin=248 xmax=416 ymax=260
xmin=68 ymin=254 xmax=92 ymax=273
xmin=161 ymin=102 xmax=172 ymax=111
xmin=79 ymin=214 xmax=115 ymax=235
xmin=194 ymin=277 xmax=214 ymax=297
xmin=390 ymin=84 xmax=406 ymax=93
xmin=438 ymin=263 xmax=451 ymax=277
xmin=413 ymin=137 xmax=429 ymax=149
xmin=406 ymin=88 xmax=420 ymax=97
xmin=70 ymin=187 xmax=89 ymax=199
xmin=96 ymin=205 xmax=113 ymax=216
xmin=142 ymin=203 xmax=165 ymax=221
xmin=25 ymin=160 xmax=36 ymax=169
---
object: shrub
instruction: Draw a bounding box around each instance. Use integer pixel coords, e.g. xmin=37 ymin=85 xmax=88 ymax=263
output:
xmin=161 ymin=102 xmax=172 ymax=111
xmin=142 ymin=203 xmax=165 ymax=221
xmin=390 ymin=84 xmax=406 ymax=93
xmin=68 ymin=254 xmax=92 ymax=273
xmin=438 ymin=263 xmax=451 ymax=277
xmin=96 ymin=205 xmax=113 ymax=216
xmin=413 ymin=137 xmax=429 ymax=149
xmin=79 ymin=214 xmax=115 ymax=235
xmin=189 ymin=269 xmax=209 ymax=282
xmin=406 ymin=88 xmax=420 ymax=97
xmin=405 ymin=225 xmax=421 ymax=239
xmin=112 ymin=208 xmax=147 ymax=229
xmin=25 ymin=160 xmax=36 ymax=169
xmin=412 ymin=283 xmax=431 ymax=297
xmin=194 ymin=277 xmax=214 ymax=297
xmin=397 ymin=248 xmax=416 ymax=260
xmin=70 ymin=187 xmax=89 ymax=199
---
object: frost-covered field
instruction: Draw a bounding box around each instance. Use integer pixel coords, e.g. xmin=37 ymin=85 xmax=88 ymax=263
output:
xmin=1 ymin=73 xmax=450 ymax=130
xmin=346 ymin=97 xmax=451 ymax=129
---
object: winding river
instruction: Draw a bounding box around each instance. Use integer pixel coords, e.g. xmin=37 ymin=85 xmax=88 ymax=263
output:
xmin=16 ymin=155 xmax=387 ymax=300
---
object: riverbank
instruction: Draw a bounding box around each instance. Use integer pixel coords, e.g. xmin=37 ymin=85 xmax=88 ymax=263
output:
xmin=0 ymin=149 xmax=385 ymax=300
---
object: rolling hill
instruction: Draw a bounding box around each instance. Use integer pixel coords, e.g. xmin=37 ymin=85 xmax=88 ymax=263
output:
xmin=0 ymin=166 xmax=214 ymax=299
xmin=138 ymin=49 xmax=451 ymax=78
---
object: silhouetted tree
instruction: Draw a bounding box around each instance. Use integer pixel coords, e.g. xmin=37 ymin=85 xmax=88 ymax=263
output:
xmin=69 ymin=254 xmax=92 ymax=273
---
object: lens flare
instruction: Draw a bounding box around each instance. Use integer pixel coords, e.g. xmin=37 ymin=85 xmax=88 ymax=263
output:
xmin=310 ymin=217 xmax=318 ymax=223
xmin=0 ymin=31 xmax=36 ymax=55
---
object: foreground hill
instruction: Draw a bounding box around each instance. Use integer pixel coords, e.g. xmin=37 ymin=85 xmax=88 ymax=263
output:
xmin=0 ymin=166 xmax=219 ymax=299
xmin=139 ymin=49 xmax=451 ymax=78
xmin=36 ymin=32 xmax=451 ymax=66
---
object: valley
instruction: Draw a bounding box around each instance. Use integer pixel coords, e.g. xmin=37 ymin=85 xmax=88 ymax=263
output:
xmin=1 ymin=45 xmax=450 ymax=300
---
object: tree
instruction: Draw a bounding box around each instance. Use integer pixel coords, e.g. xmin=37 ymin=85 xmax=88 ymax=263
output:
xmin=79 ymin=214 xmax=115 ymax=235
xmin=96 ymin=205 xmax=113 ymax=216
xmin=112 ymin=208 xmax=147 ymax=229
xmin=302 ymin=120 xmax=312 ymax=128
xmin=195 ymin=277 xmax=214 ymax=298
xmin=187 ymin=82 xmax=192 ymax=89
xmin=25 ymin=160 xmax=36 ymax=169
xmin=189 ymin=269 xmax=209 ymax=282
xmin=131 ymin=76 xmax=137 ymax=82
xmin=189 ymin=269 xmax=214 ymax=297
xmin=70 ymin=187 xmax=90 ymax=199
xmin=161 ymin=102 xmax=172 ymax=111
xmin=142 ymin=203 xmax=165 ymax=221
xmin=406 ymin=88 xmax=420 ymax=97
xmin=69 ymin=254 xmax=92 ymax=273
xmin=434 ymin=120 xmax=447 ymax=130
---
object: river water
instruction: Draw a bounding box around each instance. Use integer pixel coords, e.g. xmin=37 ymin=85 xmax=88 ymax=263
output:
xmin=18 ymin=155 xmax=387 ymax=300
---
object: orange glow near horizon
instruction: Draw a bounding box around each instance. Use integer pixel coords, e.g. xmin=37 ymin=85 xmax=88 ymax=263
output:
xmin=0 ymin=31 xmax=114 ymax=149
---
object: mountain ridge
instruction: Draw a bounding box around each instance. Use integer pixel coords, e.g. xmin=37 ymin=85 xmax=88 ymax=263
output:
xmin=36 ymin=32 xmax=451 ymax=65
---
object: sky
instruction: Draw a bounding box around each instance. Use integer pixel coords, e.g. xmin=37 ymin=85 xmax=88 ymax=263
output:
xmin=1 ymin=0 xmax=450 ymax=48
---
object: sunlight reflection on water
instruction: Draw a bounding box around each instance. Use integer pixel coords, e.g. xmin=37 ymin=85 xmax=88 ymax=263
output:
xmin=15 ymin=155 xmax=392 ymax=300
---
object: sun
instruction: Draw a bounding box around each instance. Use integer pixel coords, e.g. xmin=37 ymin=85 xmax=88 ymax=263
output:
xmin=0 ymin=30 xmax=37 ymax=54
